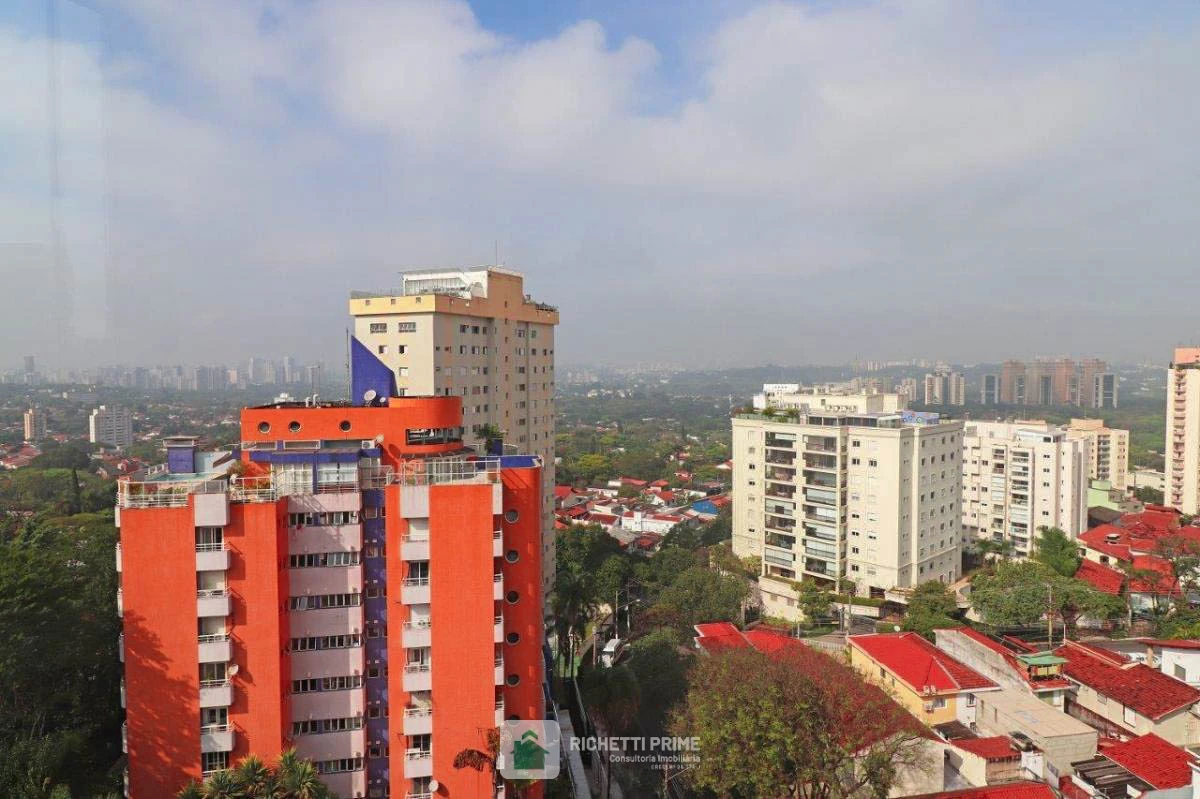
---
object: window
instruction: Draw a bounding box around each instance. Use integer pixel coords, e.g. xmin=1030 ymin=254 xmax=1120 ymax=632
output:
xmin=202 ymin=751 xmax=229 ymax=774
xmin=397 ymin=367 xmax=409 ymax=377
xmin=377 ymin=345 xmax=386 ymax=355
xmin=369 ymin=323 xmax=387 ymax=334
xmin=289 ymin=593 xmax=362 ymax=611
xmin=1123 ymin=706 xmax=1135 ymax=725
xmin=397 ymin=322 xmax=416 ymax=332
xmin=1176 ymin=664 xmax=1188 ymax=681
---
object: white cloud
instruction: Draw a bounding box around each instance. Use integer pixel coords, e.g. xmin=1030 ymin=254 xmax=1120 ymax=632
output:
xmin=3 ymin=0 xmax=1200 ymax=368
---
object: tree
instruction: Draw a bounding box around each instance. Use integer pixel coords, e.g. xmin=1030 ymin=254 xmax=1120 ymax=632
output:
xmin=1134 ymin=486 xmax=1165 ymax=505
xmin=1033 ymin=527 xmax=1080 ymax=577
xmin=626 ymin=628 xmax=690 ymax=727
xmin=971 ymin=561 xmax=1121 ymax=638
xmin=176 ymin=750 xmax=331 ymax=799
xmin=672 ymin=646 xmax=931 ymax=799
xmin=551 ymin=569 xmax=598 ymax=678
xmin=653 ymin=567 xmax=750 ymax=632
xmin=795 ymin=580 xmax=833 ymax=623
xmin=453 ymin=728 xmax=534 ymax=799
xmin=901 ymin=581 xmax=959 ymax=640
xmin=593 ymin=555 xmax=632 ymax=614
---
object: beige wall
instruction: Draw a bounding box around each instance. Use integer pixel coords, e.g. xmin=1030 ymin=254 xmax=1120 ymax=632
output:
xmin=1072 ymin=682 xmax=1200 ymax=746
xmin=350 ymin=269 xmax=559 ymax=592
xmin=1067 ymin=419 xmax=1130 ymax=491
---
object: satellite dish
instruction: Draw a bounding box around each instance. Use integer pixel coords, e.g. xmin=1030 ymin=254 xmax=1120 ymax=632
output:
xmin=363 ymin=389 xmax=378 ymax=405
xmin=228 ymin=664 xmax=240 ymax=677
xmin=428 ymin=779 xmax=440 ymax=792
xmin=374 ymin=434 xmax=385 ymax=445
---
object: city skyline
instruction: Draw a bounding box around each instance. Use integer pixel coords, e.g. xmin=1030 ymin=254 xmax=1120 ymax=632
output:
xmin=4 ymin=1 xmax=1200 ymax=368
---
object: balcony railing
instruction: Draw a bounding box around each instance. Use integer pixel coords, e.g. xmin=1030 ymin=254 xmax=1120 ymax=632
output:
xmin=404 ymin=619 xmax=431 ymax=630
xmin=404 ymin=663 xmax=431 ymax=673
xmin=198 ymin=633 xmax=230 ymax=644
xmin=403 ymin=577 xmax=430 ymax=587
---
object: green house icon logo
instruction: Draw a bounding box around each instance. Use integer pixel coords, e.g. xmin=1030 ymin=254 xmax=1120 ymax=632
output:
xmin=500 ymin=720 xmax=560 ymax=779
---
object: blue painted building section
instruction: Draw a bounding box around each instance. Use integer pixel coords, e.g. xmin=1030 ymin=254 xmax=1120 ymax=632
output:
xmin=350 ymin=336 xmax=398 ymax=405
xmin=692 ymin=499 xmax=719 ymax=515
xmin=361 ymin=488 xmax=390 ymax=789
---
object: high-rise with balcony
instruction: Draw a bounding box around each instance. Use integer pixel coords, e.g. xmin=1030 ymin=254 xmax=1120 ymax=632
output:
xmin=349 ymin=268 xmax=559 ymax=594
xmin=24 ymin=406 xmax=47 ymax=442
xmin=115 ymin=346 xmax=546 ymax=799
xmin=91 ymin=404 xmax=134 ymax=449
xmin=732 ymin=390 xmax=963 ymax=597
xmin=1167 ymin=348 xmax=1200 ymax=514
xmin=923 ymin=370 xmax=965 ymax=406
xmin=960 ymin=421 xmax=1090 ymax=554
xmin=1066 ymin=418 xmax=1129 ymax=491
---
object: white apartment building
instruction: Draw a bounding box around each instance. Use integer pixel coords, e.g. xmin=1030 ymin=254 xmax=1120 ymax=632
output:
xmin=752 ymin=384 xmax=905 ymax=414
xmin=349 ymin=267 xmax=560 ymax=591
xmin=923 ymin=370 xmax=966 ymax=406
xmin=1167 ymin=348 xmax=1200 ymax=515
xmin=89 ymin=404 xmax=133 ymax=449
xmin=23 ymin=407 xmax=46 ymax=442
xmin=960 ymin=421 xmax=1090 ymax=554
xmin=1066 ymin=418 xmax=1130 ymax=491
xmin=733 ymin=398 xmax=963 ymax=597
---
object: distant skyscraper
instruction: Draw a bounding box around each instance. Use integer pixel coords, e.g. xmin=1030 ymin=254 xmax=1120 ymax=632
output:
xmin=23 ymin=407 xmax=47 ymax=442
xmin=23 ymin=355 xmax=35 ymax=374
xmin=996 ymin=359 xmax=1114 ymax=408
xmin=980 ymin=374 xmax=1000 ymax=405
xmin=349 ymin=267 xmax=560 ymax=593
xmin=1167 ymin=348 xmax=1200 ymax=514
xmin=89 ymin=405 xmax=134 ymax=449
xmin=923 ymin=370 xmax=965 ymax=406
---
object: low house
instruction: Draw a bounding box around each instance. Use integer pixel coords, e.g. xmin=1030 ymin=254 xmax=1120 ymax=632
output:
xmin=849 ymin=632 xmax=1001 ymax=728
xmin=1054 ymin=640 xmax=1200 ymax=746
xmin=1083 ymin=639 xmax=1200 ymax=688
xmin=1068 ymin=733 xmax=1197 ymax=799
xmin=902 ymin=784 xmax=1054 ymax=799
xmin=935 ymin=627 xmax=1073 ymax=707
xmin=695 ymin=623 xmax=948 ymax=796
xmin=944 ymin=735 xmax=1031 ymax=786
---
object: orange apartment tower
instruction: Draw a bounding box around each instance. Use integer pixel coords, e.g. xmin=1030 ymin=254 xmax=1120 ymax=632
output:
xmin=116 ymin=342 xmax=545 ymax=799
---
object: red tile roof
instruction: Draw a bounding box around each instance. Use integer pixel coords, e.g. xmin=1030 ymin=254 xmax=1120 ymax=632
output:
xmin=1128 ymin=555 xmax=1181 ymax=596
xmin=693 ymin=622 xmax=752 ymax=653
xmin=1074 ymin=558 xmax=1125 ymax=595
xmin=1140 ymin=638 xmax=1200 ymax=651
xmin=1055 ymin=641 xmax=1200 ymax=720
xmin=902 ymin=782 xmax=1054 ymax=799
xmin=850 ymin=633 xmax=999 ymax=694
xmin=947 ymin=627 xmax=1071 ymax=691
xmin=1103 ymin=733 xmax=1197 ymax=789
xmin=950 ymin=736 xmax=1019 ymax=760
xmin=553 ymin=485 xmax=574 ymax=499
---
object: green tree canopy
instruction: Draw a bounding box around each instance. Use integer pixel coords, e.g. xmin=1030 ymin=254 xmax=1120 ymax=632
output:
xmin=653 ymin=566 xmax=750 ymax=632
xmin=626 ymin=627 xmax=691 ymax=727
xmin=1033 ymin=527 xmax=1080 ymax=577
xmin=971 ymin=560 xmax=1121 ymax=637
xmin=672 ymin=646 xmax=931 ymax=799
xmin=177 ymin=750 xmax=332 ymax=798
xmin=901 ymin=581 xmax=959 ymax=640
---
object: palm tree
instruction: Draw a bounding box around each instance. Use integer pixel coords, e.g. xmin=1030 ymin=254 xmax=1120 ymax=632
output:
xmin=454 ymin=728 xmax=533 ymax=799
xmin=200 ymin=769 xmax=241 ymax=799
xmin=234 ymin=754 xmax=274 ymax=797
xmin=551 ymin=569 xmax=598 ymax=678
xmin=177 ymin=783 xmax=203 ymax=799
xmin=277 ymin=751 xmax=329 ymax=799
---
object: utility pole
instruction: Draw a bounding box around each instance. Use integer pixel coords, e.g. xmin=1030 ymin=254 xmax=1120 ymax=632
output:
xmin=1047 ymin=582 xmax=1054 ymax=647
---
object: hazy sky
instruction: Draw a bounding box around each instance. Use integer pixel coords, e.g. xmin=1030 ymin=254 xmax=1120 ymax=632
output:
xmin=3 ymin=0 xmax=1200 ymax=371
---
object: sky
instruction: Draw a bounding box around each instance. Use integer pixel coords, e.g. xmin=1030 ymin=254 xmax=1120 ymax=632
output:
xmin=2 ymin=0 xmax=1200 ymax=371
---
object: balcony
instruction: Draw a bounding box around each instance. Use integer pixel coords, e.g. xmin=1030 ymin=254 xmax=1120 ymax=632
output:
xmin=200 ymin=724 xmax=235 ymax=753
xmin=198 ymin=634 xmax=232 ymax=663
xmin=493 ymin=573 xmax=503 ymax=601
xmin=494 ymin=615 xmax=503 ymax=644
xmin=117 ymin=589 xmax=123 ymax=617
xmin=196 ymin=544 xmax=231 ymax=572
xmin=197 ymin=589 xmax=231 ymax=618
xmin=495 ymin=656 xmax=504 ymax=686
xmin=401 ymin=577 xmax=430 ymax=605
xmin=400 ymin=536 xmax=430 ymax=562
xmin=118 ymin=633 xmax=125 ymax=663
xmin=199 ymin=680 xmax=233 ymax=708
xmin=404 ymin=748 xmax=433 ymax=779
xmin=122 ymin=722 xmax=127 ymax=753
xmin=120 ymin=678 xmax=126 ymax=708
xmin=496 ymin=697 xmax=506 ymax=726
xmin=403 ymin=706 xmax=433 ymax=736
xmin=403 ymin=663 xmax=432 ymax=693
xmin=115 ymin=543 xmax=122 ymax=572
xmin=402 ymin=620 xmax=431 ymax=649
xmin=493 ymin=529 xmax=503 ymax=558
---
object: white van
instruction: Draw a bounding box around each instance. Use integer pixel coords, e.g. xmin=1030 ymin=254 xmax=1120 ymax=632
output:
xmin=601 ymin=637 xmax=626 ymax=668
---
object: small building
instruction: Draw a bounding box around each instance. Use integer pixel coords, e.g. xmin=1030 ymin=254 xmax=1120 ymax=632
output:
xmin=1068 ymin=733 xmax=1197 ymax=799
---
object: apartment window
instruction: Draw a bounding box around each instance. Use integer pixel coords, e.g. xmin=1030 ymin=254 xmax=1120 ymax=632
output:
xmin=369 ymin=323 xmax=387 ymax=334
xmin=377 ymin=345 xmax=386 ymax=355
xmin=196 ymin=527 xmax=223 ymax=550
xmin=397 ymin=322 xmax=416 ymax=332
xmin=1176 ymin=664 xmax=1188 ymax=681
xmin=316 ymin=757 xmax=364 ymax=775
xmin=397 ymin=367 xmax=409 ymax=377
xmin=202 ymin=752 xmax=230 ymax=774
xmin=289 ymin=593 xmax=362 ymax=611
xmin=397 ymin=345 xmax=406 ymax=354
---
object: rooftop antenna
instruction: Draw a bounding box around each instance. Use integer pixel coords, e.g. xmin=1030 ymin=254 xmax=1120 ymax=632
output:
xmin=494 ymin=239 xmax=500 ymax=266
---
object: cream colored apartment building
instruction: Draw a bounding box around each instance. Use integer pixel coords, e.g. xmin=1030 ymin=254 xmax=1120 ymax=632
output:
xmin=733 ymin=394 xmax=963 ymax=597
xmin=961 ymin=421 xmax=1090 ymax=554
xmin=1167 ymin=348 xmax=1200 ymax=515
xmin=349 ymin=267 xmax=560 ymax=590
xmin=1066 ymin=418 xmax=1129 ymax=491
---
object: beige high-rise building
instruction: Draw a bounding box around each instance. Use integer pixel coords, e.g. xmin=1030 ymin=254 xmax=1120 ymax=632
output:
xmin=23 ymin=407 xmax=46 ymax=442
xmin=1166 ymin=348 xmax=1200 ymax=514
xmin=1066 ymin=418 xmax=1130 ymax=491
xmin=733 ymin=395 xmax=962 ymax=597
xmin=349 ymin=267 xmax=560 ymax=590
xmin=89 ymin=405 xmax=133 ymax=449
xmin=923 ymin=370 xmax=966 ymax=406
xmin=960 ymin=421 xmax=1090 ymax=555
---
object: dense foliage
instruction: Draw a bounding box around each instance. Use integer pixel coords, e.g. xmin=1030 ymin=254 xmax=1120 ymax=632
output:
xmin=177 ymin=751 xmax=333 ymax=798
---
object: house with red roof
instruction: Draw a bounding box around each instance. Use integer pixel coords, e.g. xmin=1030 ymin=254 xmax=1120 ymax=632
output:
xmin=1074 ymin=638 xmax=1200 ymax=689
xmin=944 ymin=735 xmax=1029 ymax=787
xmin=935 ymin=627 xmax=1074 ymax=705
xmin=902 ymin=783 xmax=1054 ymax=799
xmin=1054 ymin=639 xmax=1200 ymax=746
xmin=849 ymin=632 xmax=1000 ymax=728
xmin=1068 ymin=733 xmax=1197 ymax=798
xmin=695 ymin=623 xmax=950 ymax=795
